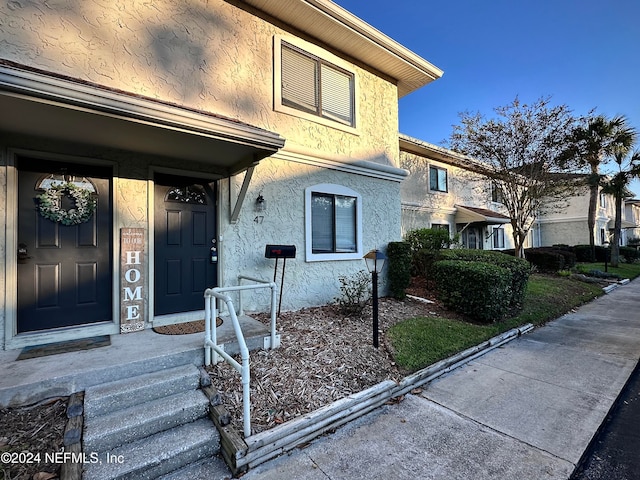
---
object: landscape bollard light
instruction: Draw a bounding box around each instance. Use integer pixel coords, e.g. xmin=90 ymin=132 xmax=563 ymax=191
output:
xmin=364 ymin=249 xmax=386 ymax=348
xmin=603 ymin=241 xmax=610 ymax=272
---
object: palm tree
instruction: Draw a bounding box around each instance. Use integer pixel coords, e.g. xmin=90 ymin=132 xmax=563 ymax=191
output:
xmin=560 ymin=115 xmax=636 ymax=260
xmin=601 ymin=149 xmax=640 ymax=266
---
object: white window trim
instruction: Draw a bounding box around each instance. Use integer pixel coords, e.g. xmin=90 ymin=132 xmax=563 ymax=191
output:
xmin=492 ymin=226 xmax=506 ymax=249
xmin=429 ymin=165 xmax=448 ymax=193
xmin=305 ymin=184 xmax=363 ymax=262
xmin=274 ymin=35 xmax=359 ymax=135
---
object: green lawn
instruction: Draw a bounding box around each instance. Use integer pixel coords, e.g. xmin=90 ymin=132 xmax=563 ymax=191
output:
xmin=388 ymin=274 xmax=604 ymax=372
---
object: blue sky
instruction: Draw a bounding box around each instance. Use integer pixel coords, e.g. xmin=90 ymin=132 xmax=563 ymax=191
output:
xmin=334 ymin=0 xmax=640 ymax=196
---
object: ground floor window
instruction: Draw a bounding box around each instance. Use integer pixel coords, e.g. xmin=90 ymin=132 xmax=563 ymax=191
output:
xmin=305 ymin=184 xmax=362 ymax=261
xmin=492 ymin=226 xmax=505 ymax=249
xmin=431 ymin=223 xmax=450 ymax=234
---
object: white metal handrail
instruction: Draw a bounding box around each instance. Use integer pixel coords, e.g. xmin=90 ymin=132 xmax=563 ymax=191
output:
xmin=204 ymin=276 xmax=278 ymax=437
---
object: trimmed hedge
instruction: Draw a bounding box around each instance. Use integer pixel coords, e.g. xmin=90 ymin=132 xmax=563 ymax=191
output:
xmin=525 ymin=249 xmax=564 ymax=272
xmin=523 ymin=247 xmax=576 ymax=272
xmin=432 ymin=260 xmax=511 ymax=323
xmin=437 ymin=249 xmax=530 ymax=308
xmin=386 ymin=242 xmax=412 ymax=299
xmin=572 ymin=244 xmax=608 ymax=262
xmin=620 ymin=246 xmax=640 ymax=263
xmin=413 ymin=249 xmax=440 ymax=279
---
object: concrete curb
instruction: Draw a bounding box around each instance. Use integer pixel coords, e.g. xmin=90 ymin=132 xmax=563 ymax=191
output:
xmin=220 ymin=323 xmax=534 ymax=472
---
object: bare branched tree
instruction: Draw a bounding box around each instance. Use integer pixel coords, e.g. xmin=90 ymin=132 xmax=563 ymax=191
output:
xmin=449 ymin=97 xmax=579 ymax=257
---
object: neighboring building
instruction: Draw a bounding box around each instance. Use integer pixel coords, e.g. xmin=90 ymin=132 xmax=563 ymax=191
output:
xmin=625 ymin=200 xmax=640 ymax=244
xmin=0 ymin=0 xmax=443 ymax=350
xmin=399 ymin=135 xmax=522 ymax=251
xmin=536 ymin=186 xmax=637 ymax=247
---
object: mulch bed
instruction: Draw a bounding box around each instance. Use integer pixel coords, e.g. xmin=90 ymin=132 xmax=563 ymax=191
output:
xmin=0 ymin=397 xmax=68 ymax=480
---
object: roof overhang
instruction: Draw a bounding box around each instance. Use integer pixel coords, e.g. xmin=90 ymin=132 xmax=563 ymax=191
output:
xmin=0 ymin=62 xmax=285 ymax=176
xmin=241 ymin=0 xmax=443 ymax=97
xmin=455 ymin=205 xmax=511 ymax=225
xmin=609 ymin=218 xmax=637 ymax=229
xmin=399 ymin=134 xmax=492 ymax=174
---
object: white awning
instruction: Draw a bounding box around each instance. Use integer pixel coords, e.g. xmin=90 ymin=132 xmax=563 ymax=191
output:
xmin=0 ymin=62 xmax=285 ymax=176
xmin=455 ymin=205 xmax=511 ymax=225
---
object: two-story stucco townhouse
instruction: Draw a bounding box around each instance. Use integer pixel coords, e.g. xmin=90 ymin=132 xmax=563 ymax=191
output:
xmin=399 ymin=134 xmax=532 ymax=251
xmin=0 ymin=0 xmax=443 ymax=350
xmin=536 ymin=184 xmax=636 ymax=247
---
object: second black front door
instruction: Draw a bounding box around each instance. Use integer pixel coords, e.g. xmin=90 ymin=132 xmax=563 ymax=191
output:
xmin=154 ymin=174 xmax=217 ymax=316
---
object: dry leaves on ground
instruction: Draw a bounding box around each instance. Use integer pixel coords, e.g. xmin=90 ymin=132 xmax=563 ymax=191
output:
xmin=207 ymin=293 xmax=444 ymax=435
xmin=0 ymin=397 xmax=67 ymax=480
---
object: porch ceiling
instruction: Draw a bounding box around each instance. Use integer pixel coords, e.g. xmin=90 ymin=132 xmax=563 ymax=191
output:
xmin=455 ymin=205 xmax=511 ymax=225
xmin=0 ymin=62 xmax=285 ymax=176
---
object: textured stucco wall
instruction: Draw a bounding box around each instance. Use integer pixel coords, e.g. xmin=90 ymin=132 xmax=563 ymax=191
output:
xmin=0 ymin=0 xmax=407 ymax=345
xmin=400 ymin=151 xmax=491 ymax=213
xmin=219 ymin=156 xmax=402 ymax=311
xmin=539 ymin=220 xmax=589 ymax=247
xmin=0 ymin=0 xmax=400 ymax=167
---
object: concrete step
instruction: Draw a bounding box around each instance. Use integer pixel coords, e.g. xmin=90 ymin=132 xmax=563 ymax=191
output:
xmin=84 ymin=364 xmax=200 ymax=418
xmin=157 ymin=455 xmax=231 ymax=480
xmin=83 ymin=389 xmax=209 ymax=452
xmin=83 ymin=418 xmax=221 ymax=480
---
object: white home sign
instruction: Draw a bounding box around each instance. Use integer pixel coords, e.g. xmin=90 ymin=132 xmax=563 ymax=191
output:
xmin=120 ymin=228 xmax=145 ymax=333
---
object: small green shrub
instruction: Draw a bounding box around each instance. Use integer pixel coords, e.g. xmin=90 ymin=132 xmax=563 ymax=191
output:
xmin=386 ymin=242 xmax=412 ymax=299
xmin=405 ymin=228 xmax=453 ymax=254
xmin=335 ymin=270 xmax=371 ymax=316
xmin=432 ymin=260 xmax=511 ymax=323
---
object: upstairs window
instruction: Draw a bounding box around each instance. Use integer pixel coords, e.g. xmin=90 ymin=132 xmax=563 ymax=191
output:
xmin=600 ymin=191 xmax=607 ymax=208
xmin=491 ymin=182 xmax=505 ymax=204
xmin=429 ymin=166 xmax=448 ymax=192
xmin=277 ymin=39 xmax=356 ymax=129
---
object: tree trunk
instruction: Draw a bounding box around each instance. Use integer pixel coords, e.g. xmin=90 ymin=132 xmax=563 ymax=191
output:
xmin=587 ymin=182 xmax=599 ymax=261
xmin=611 ymin=190 xmax=623 ymax=267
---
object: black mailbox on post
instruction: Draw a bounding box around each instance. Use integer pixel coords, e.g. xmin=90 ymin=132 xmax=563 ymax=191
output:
xmin=265 ymin=245 xmax=296 ymax=316
xmin=265 ymin=244 xmax=296 ymax=259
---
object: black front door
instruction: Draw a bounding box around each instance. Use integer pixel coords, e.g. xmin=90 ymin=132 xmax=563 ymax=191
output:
xmin=154 ymin=174 xmax=217 ymax=316
xmin=17 ymin=158 xmax=113 ymax=333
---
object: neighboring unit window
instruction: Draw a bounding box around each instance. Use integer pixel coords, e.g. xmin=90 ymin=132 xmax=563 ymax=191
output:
xmin=305 ymin=184 xmax=362 ymax=261
xmin=429 ymin=166 xmax=447 ymax=192
xmin=431 ymin=223 xmax=450 ymax=234
xmin=491 ymin=182 xmax=504 ymax=204
xmin=281 ymin=42 xmax=355 ymax=126
xmin=492 ymin=227 xmax=505 ymax=249
xmin=600 ymin=191 xmax=607 ymax=208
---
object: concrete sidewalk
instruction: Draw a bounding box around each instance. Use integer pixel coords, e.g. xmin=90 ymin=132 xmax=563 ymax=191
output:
xmin=242 ymin=279 xmax=640 ymax=480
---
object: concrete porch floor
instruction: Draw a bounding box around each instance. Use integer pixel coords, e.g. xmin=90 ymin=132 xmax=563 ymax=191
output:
xmin=0 ymin=315 xmax=272 ymax=408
